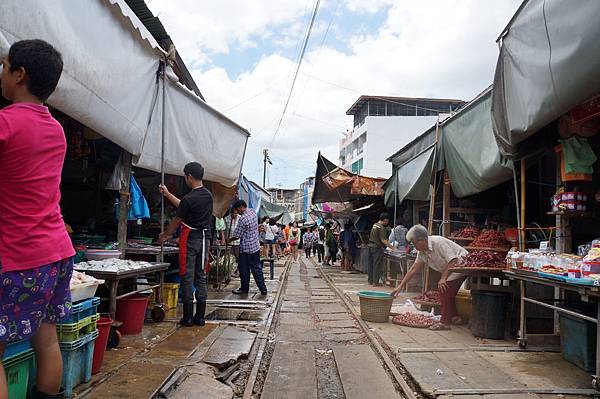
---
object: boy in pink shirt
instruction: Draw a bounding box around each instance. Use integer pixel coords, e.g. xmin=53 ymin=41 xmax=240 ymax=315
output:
xmin=0 ymin=40 xmax=75 ymax=399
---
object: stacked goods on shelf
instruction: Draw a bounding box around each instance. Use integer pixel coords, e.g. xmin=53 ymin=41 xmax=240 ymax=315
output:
xmin=551 ymin=191 xmax=589 ymax=213
xmin=452 ymin=226 xmax=481 ymax=239
xmin=458 ymin=251 xmax=507 ymax=269
xmin=470 ymin=230 xmax=509 ymax=249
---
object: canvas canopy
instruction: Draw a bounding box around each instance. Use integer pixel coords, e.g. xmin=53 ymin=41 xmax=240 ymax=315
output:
xmin=0 ymin=0 xmax=249 ymax=187
xmin=492 ymin=0 xmax=600 ymax=158
xmin=443 ymin=87 xmax=513 ymax=197
xmin=259 ymin=201 xmax=294 ymax=226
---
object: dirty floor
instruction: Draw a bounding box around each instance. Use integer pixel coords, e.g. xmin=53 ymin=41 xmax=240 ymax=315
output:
xmin=76 ymin=261 xmax=286 ymax=399
xmin=318 ymin=259 xmax=596 ymax=399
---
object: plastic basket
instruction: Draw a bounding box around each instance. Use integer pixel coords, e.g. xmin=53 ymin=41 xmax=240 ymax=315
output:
xmin=150 ymin=283 xmax=179 ymax=310
xmin=57 ymin=314 xmax=99 ymax=342
xmin=358 ymin=291 xmax=393 ymax=323
xmin=3 ymin=339 xmax=32 ymax=360
xmin=4 ymin=349 xmax=34 ymax=399
xmin=60 ymin=330 xmax=98 ymax=397
xmin=70 ymin=279 xmax=104 ymax=303
xmin=62 ymin=297 xmax=100 ymax=324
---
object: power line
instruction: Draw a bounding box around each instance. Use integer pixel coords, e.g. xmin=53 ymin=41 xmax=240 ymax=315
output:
xmin=223 ymin=74 xmax=291 ymax=112
xmin=293 ymin=0 xmax=341 ymax=110
xmin=268 ymin=0 xmax=321 ymax=148
xmin=300 ymin=72 xmax=459 ymax=115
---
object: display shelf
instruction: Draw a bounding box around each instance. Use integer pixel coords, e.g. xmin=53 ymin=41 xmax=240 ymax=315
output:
xmin=547 ymin=211 xmax=590 ymax=217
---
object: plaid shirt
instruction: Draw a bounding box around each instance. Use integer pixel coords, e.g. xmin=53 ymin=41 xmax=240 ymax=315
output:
xmin=232 ymin=208 xmax=261 ymax=254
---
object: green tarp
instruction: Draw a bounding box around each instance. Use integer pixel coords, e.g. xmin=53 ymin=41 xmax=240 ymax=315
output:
xmin=259 ymin=201 xmax=294 ymax=225
xmin=442 ymin=87 xmax=513 ymax=198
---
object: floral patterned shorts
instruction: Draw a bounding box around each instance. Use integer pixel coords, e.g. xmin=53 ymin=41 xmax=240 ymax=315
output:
xmin=0 ymin=257 xmax=73 ymax=343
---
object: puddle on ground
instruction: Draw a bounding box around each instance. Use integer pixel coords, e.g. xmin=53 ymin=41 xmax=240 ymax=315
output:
xmin=206 ymin=307 xmax=268 ymax=322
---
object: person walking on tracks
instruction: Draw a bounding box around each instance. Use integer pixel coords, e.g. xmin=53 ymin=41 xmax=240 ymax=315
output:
xmin=0 ymin=39 xmax=76 ymax=399
xmin=229 ymin=200 xmax=268 ymax=296
xmin=159 ymin=162 xmax=212 ymax=327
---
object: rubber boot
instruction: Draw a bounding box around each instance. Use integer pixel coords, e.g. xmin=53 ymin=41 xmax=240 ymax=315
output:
xmin=180 ymin=303 xmax=194 ymax=327
xmin=31 ymin=386 xmax=65 ymax=399
xmin=193 ymin=301 xmax=206 ymax=326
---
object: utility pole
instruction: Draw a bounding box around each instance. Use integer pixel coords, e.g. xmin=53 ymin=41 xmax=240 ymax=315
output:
xmin=262 ymin=148 xmax=272 ymax=188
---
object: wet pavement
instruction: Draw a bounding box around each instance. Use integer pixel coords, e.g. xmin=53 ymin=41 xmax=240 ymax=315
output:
xmin=76 ymin=260 xmax=287 ymax=399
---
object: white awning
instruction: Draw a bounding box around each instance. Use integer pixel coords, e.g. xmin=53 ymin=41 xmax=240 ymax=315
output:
xmin=0 ymin=0 xmax=249 ymax=186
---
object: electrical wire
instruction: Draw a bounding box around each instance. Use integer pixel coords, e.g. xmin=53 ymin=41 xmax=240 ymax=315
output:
xmin=223 ymin=74 xmax=292 ymax=112
xmin=301 ymin=72 xmax=459 ymax=115
xmin=268 ymin=0 xmax=321 ymax=148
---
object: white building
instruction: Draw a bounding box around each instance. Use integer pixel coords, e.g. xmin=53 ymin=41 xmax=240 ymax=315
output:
xmin=340 ymin=96 xmax=464 ymax=178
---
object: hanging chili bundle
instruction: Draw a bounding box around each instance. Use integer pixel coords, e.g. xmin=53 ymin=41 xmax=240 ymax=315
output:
xmin=470 ymin=229 xmax=508 ymax=248
xmin=458 ymin=250 xmax=507 ymax=268
xmin=452 ymin=226 xmax=481 ymax=238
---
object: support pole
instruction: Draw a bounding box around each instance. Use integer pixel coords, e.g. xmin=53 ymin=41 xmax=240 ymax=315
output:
xmin=160 ymin=60 xmax=167 ymax=263
xmin=512 ymin=162 xmax=522 ymax=251
xmin=117 ymin=151 xmax=132 ymax=257
xmin=442 ymin=169 xmax=451 ymax=237
xmin=520 ymin=159 xmax=526 ymax=251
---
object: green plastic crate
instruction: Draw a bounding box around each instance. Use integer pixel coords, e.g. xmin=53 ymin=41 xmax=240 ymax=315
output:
xmin=57 ymin=313 xmax=99 ymax=342
xmin=4 ymin=349 xmax=34 ymax=399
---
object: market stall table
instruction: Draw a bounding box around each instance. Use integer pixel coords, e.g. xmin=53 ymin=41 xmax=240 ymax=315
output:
xmin=384 ymin=251 xmax=413 ymax=287
xmin=75 ymin=261 xmax=169 ymax=322
xmin=505 ymin=270 xmax=600 ymax=390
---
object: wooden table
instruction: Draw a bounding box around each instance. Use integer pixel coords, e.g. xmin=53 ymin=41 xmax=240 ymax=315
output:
xmin=75 ymin=262 xmax=169 ymax=321
xmin=505 ymin=270 xmax=600 ymax=390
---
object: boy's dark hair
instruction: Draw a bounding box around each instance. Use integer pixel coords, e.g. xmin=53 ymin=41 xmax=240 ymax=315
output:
xmin=232 ymin=200 xmax=247 ymax=210
xmin=183 ymin=162 xmax=204 ymax=180
xmin=8 ymin=39 xmax=63 ymax=101
xmin=379 ymin=212 xmax=390 ymax=221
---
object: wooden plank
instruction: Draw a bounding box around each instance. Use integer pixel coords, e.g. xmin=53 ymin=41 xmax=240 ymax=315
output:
xmin=333 ymin=344 xmax=402 ymax=399
xmin=261 ymin=342 xmax=317 ymax=399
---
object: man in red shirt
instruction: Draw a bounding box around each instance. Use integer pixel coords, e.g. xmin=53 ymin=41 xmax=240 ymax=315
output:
xmin=0 ymin=40 xmax=75 ymax=399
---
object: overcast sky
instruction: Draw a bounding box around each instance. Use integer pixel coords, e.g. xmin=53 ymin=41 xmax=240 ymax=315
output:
xmin=148 ymin=0 xmax=521 ymax=188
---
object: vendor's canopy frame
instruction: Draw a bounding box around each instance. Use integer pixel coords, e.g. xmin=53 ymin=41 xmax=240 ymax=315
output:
xmin=0 ymin=0 xmax=249 ymax=187
xmin=492 ymin=0 xmax=600 ymax=159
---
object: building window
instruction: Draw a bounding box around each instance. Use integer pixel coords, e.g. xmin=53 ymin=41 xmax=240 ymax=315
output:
xmin=351 ymin=158 xmax=363 ymax=174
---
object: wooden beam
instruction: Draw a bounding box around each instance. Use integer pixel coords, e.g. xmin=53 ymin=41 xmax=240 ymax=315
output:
xmin=442 ymin=170 xmax=451 ymax=237
xmin=117 ymin=151 xmax=132 ymax=257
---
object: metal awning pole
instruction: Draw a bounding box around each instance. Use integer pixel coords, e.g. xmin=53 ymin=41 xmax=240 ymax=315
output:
xmin=513 ymin=161 xmax=522 ymax=251
xmin=160 ymin=60 xmax=167 ymax=263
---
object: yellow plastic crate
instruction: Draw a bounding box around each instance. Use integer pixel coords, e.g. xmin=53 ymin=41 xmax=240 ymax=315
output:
xmin=150 ymin=283 xmax=179 ymax=310
xmin=455 ymin=289 xmax=472 ymax=321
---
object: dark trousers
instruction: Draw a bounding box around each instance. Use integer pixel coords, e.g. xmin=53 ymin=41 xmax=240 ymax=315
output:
xmin=305 ymin=246 xmax=312 ymax=258
xmin=181 ymin=238 xmax=209 ymax=304
xmin=316 ymin=244 xmax=325 ymax=262
xmin=368 ymin=247 xmax=384 ymax=284
xmin=239 ymin=251 xmax=267 ymax=293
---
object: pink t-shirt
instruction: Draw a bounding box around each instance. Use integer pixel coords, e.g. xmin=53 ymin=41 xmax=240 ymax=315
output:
xmin=0 ymin=103 xmax=74 ymax=272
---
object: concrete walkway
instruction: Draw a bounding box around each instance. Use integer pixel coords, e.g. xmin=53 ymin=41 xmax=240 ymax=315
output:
xmin=319 ymin=261 xmax=594 ymax=399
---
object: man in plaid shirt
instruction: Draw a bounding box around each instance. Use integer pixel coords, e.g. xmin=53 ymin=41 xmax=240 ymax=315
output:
xmin=229 ymin=200 xmax=268 ymax=295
